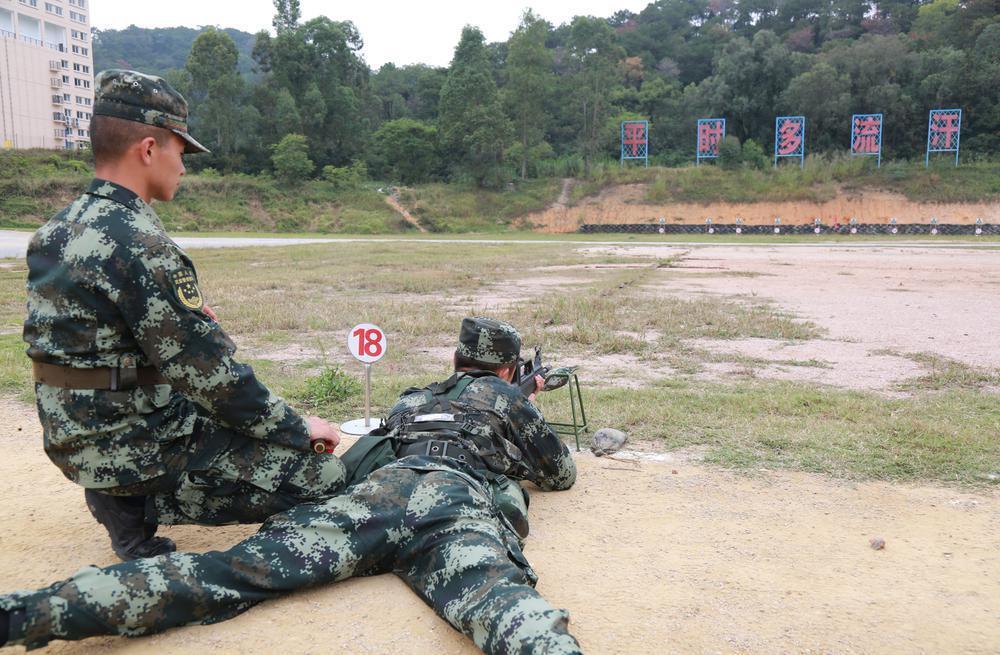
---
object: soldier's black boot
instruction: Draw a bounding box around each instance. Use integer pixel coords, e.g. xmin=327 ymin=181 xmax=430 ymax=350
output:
xmin=0 ymin=607 xmax=25 ymax=647
xmin=84 ymin=489 xmax=176 ymax=561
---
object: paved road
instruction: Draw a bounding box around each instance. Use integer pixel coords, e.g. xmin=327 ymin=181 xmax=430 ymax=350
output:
xmin=1 ymin=230 xmax=996 ymax=259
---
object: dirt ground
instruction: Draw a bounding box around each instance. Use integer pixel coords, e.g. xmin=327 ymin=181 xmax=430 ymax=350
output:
xmin=1 ymin=243 xmax=999 ymax=654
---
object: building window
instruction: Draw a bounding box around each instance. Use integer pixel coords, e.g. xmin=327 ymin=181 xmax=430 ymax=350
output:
xmin=73 ymin=63 xmax=80 ymax=71
xmin=44 ymin=3 xmax=63 ymax=16
xmin=69 ymin=11 xmax=86 ymax=23
xmin=63 ymin=93 xmax=71 ymax=101
xmin=19 ymin=0 xmax=39 ymax=8
xmin=80 ymin=46 xmax=88 ymax=55
xmin=61 ymin=59 xmax=68 ymax=68
xmin=62 ymin=74 xmax=69 ymax=83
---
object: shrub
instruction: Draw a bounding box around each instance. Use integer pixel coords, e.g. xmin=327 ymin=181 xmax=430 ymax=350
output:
xmin=271 ymin=134 xmax=313 ymax=186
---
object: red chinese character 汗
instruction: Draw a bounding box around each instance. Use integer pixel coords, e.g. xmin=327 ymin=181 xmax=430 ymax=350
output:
xmin=930 ymin=112 xmax=960 ymax=150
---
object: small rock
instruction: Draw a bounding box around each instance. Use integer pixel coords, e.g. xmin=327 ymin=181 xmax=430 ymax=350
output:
xmin=869 ymin=537 xmax=886 ymax=550
xmin=590 ymin=428 xmax=628 ymax=456
xmin=671 ymin=469 xmax=678 ymax=474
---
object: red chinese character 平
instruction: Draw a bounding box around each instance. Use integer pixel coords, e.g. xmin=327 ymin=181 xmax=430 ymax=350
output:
xmin=623 ymin=122 xmax=646 ymax=157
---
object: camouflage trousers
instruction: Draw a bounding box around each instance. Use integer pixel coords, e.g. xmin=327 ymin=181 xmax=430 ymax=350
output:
xmin=103 ymin=415 xmax=347 ymax=526
xmin=3 ymin=461 xmax=582 ymax=655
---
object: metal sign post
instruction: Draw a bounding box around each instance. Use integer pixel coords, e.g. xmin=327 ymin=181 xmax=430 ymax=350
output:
xmin=341 ymin=323 xmax=387 ymax=436
xmin=925 ymin=109 xmax=962 ymax=167
xmin=620 ymin=120 xmax=649 ymax=168
xmin=774 ymin=115 xmax=805 ymax=168
xmin=696 ymin=118 xmax=725 ymax=165
xmin=851 ymin=113 xmax=883 ymax=167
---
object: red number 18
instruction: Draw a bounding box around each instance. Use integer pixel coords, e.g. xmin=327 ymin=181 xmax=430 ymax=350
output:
xmin=353 ymin=327 xmax=383 ymax=358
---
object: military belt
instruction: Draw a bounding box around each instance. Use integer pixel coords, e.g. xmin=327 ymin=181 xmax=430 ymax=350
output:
xmin=32 ymin=361 xmax=167 ymax=391
xmin=397 ymin=439 xmax=481 ymax=467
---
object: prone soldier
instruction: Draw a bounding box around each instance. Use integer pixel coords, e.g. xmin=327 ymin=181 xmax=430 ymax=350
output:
xmin=1 ymin=317 xmax=581 ymax=654
xmin=22 ymin=70 xmax=346 ymax=561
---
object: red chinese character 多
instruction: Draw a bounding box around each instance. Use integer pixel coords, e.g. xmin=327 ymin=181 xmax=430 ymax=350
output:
xmin=777 ymin=118 xmax=803 ymax=156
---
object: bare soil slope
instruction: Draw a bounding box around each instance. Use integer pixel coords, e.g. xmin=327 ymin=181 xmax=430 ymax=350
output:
xmin=527 ymin=185 xmax=999 ymax=232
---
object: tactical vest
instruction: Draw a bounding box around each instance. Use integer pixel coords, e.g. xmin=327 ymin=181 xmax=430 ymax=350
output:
xmin=385 ymin=371 xmax=527 ymax=477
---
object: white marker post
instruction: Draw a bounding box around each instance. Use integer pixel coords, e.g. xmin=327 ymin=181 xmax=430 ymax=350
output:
xmin=341 ymin=323 xmax=386 ymax=436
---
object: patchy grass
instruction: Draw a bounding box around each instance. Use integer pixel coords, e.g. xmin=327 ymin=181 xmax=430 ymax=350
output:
xmin=541 ymin=381 xmax=1000 ymax=486
xmin=882 ymin=351 xmax=1000 ymax=392
xmin=1 ymin=240 xmax=996 ymax=487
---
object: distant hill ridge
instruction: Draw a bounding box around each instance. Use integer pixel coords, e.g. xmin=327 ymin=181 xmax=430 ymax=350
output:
xmin=92 ymin=26 xmax=258 ymax=78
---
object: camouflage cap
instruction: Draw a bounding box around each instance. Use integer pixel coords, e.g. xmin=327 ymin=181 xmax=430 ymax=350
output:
xmin=455 ymin=317 xmax=521 ymax=365
xmin=93 ymin=69 xmax=209 ymax=154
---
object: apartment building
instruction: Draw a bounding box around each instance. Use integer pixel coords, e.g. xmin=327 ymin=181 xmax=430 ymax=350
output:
xmin=0 ymin=0 xmax=94 ymax=149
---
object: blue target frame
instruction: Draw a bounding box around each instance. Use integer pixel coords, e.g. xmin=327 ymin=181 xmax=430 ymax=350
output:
xmin=850 ymin=113 xmax=883 ymax=167
xmin=696 ymin=118 xmax=725 ymax=165
xmin=621 ymin=120 xmax=649 ymax=167
xmin=774 ymin=115 xmax=805 ymax=168
xmin=925 ymin=109 xmax=961 ymax=167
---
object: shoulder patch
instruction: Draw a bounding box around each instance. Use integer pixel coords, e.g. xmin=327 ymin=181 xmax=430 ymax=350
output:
xmin=171 ymin=268 xmax=203 ymax=310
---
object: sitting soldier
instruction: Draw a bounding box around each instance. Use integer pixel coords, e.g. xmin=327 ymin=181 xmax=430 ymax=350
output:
xmin=1 ymin=317 xmax=581 ymax=655
xmin=22 ymin=69 xmax=345 ymax=561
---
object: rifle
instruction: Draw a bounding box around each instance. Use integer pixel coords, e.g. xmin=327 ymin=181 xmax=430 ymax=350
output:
xmin=516 ymin=347 xmax=576 ymax=396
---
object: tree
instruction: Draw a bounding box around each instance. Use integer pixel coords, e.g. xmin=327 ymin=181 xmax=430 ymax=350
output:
xmin=780 ymin=62 xmax=852 ymax=152
xmin=272 ymin=0 xmax=301 ymax=34
xmin=185 ymin=28 xmax=249 ymax=166
xmin=504 ymin=11 xmax=554 ymax=179
xmin=271 ymin=134 xmax=313 ymax=184
xmin=566 ymin=16 xmax=625 ymax=174
xmin=370 ymin=118 xmax=441 ymax=183
xmin=438 ymin=26 xmax=512 ymax=187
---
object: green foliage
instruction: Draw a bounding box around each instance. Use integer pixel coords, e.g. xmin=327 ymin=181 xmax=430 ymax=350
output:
xmin=296 ymin=366 xmax=361 ymax=410
xmin=322 ymin=162 xmax=368 ymax=189
xmin=438 ymin=27 xmax=513 ymax=188
xmin=271 ymin=134 xmax=314 ymax=185
xmin=369 ymin=119 xmax=442 ymax=184
xmin=718 ymin=136 xmax=742 ymax=170
xmin=504 ymin=11 xmax=554 ymax=180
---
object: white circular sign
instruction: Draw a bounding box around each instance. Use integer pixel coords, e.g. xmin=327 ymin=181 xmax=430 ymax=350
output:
xmin=814 ymin=227 xmax=821 ymax=234
xmin=975 ymin=228 xmax=983 ymax=236
xmin=891 ymin=227 xmax=898 ymax=234
xmin=850 ymin=227 xmax=858 ymax=234
xmin=707 ymin=227 xmax=715 ymax=234
xmin=931 ymin=228 xmax=938 ymax=235
xmin=735 ymin=227 xmax=742 ymax=234
xmin=348 ymin=323 xmax=386 ymax=363
xmin=773 ymin=227 xmax=780 ymax=234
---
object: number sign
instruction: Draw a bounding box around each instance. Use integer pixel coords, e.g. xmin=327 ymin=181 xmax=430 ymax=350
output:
xmin=348 ymin=323 xmax=386 ymax=363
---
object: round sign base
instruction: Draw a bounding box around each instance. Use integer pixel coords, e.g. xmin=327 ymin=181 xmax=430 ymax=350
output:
xmin=340 ymin=418 xmax=384 ymax=436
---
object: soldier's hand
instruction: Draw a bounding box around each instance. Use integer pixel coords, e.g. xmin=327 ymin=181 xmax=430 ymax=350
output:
xmin=527 ymin=374 xmax=544 ymax=402
xmin=306 ymin=416 xmax=341 ymax=454
xmin=201 ymin=305 xmax=218 ymax=321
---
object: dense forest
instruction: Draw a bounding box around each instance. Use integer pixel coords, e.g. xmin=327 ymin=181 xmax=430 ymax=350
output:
xmin=92 ymin=0 xmax=998 ymax=187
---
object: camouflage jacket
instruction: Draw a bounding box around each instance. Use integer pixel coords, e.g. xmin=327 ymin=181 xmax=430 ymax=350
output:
xmin=23 ymin=179 xmax=310 ymax=489
xmin=386 ymin=371 xmax=577 ymax=492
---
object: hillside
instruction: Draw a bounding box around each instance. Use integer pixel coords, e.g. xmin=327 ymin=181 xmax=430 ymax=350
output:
xmin=1 ymin=151 xmax=996 ymax=234
xmin=93 ymin=26 xmax=258 ymax=78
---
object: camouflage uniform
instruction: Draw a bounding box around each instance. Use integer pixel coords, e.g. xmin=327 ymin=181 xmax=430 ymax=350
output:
xmin=23 ymin=70 xmax=345 ymax=526
xmin=2 ymin=319 xmax=582 ymax=654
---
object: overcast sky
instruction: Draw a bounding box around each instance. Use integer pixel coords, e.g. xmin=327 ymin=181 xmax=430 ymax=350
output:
xmin=90 ymin=1 xmax=651 ymax=68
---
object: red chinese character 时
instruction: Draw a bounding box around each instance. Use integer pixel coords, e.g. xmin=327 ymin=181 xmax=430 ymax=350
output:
xmin=777 ymin=119 xmax=802 ymax=155
xmin=852 ymin=116 xmax=881 ymax=154
xmin=698 ymin=121 xmax=724 ymax=155
xmin=623 ymin=122 xmax=646 ymax=156
xmin=930 ymin=112 xmax=960 ymax=150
